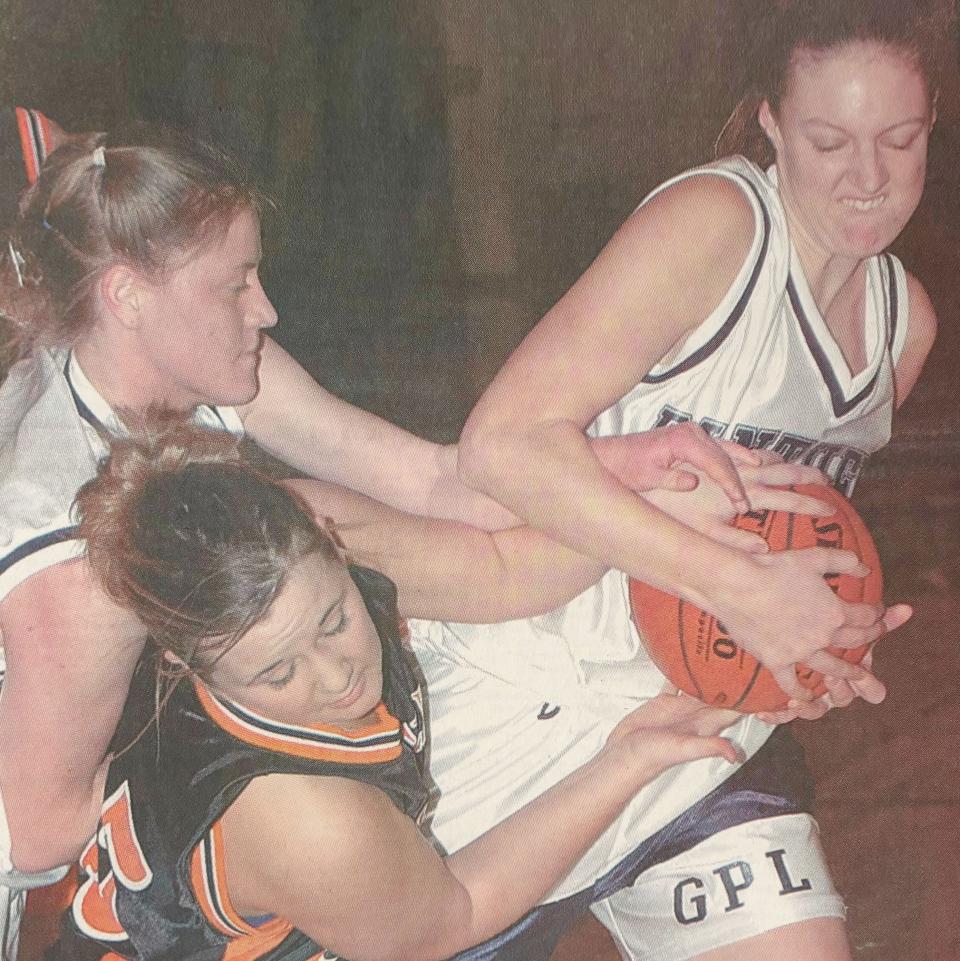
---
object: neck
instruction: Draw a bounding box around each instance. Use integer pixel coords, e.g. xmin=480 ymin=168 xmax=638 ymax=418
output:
xmin=782 ymin=198 xmax=864 ymax=318
xmin=73 ymin=328 xmax=194 ymax=414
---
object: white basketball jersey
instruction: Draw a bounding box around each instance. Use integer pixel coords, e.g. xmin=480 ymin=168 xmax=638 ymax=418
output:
xmin=410 ymin=156 xmax=908 ymax=899
xmin=593 ymin=155 xmax=907 ymax=498
xmin=0 ymin=348 xmax=242 ymax=607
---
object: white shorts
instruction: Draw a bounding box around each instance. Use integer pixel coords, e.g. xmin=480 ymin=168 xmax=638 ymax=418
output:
xmin=590 ymin=813 xmax=845 ymax=961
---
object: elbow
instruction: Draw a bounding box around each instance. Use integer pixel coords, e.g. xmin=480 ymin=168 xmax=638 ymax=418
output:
xmin=458 ymin=408 xmax=535 ymax=495
xmin=9 ymin=806 xmax=91 ymax=874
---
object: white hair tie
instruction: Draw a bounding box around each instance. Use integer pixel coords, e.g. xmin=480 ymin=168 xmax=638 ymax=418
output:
xmin=91 ymin=145 xmax=106 ymax=169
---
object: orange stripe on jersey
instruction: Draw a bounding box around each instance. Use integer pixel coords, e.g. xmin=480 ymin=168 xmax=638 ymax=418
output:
xmin=193 ymin=681 xmax=404 ymax=765
xmin=14 ymin=107 xmax=40 ymax=183
xmin=190 ymin=824 xmax=257 ymax=938
xmin=190 ymin=822 xmax=298 ymax=960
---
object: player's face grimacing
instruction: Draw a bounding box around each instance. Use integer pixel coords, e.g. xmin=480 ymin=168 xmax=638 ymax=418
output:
xmin=759 ymin=41 xmax=932 ymax=263
xmin=208 ymin=553 xmax=385 ymax=730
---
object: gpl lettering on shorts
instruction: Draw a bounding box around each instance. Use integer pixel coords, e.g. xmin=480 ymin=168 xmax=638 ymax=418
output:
xmin=673 ymin=849 xmax=813 ymax=924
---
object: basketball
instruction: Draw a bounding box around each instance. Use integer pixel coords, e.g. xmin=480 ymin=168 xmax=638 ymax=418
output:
xmin=629 ymin=483 xmax=883 ymax=713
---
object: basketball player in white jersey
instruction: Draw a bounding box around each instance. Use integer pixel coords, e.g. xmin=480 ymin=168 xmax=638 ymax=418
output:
xmin=423 ymin=2 xmax=945 ymax=959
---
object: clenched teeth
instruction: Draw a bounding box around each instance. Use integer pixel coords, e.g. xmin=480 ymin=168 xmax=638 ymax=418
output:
xmin=841 ymin=196 xmax=885 ymax=211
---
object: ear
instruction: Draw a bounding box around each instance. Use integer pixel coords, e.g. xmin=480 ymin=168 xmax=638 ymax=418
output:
xmin=98 ymin=263 xmax=149 ymax=330
xmin=757 ymin=100 xmax=781 ymax=150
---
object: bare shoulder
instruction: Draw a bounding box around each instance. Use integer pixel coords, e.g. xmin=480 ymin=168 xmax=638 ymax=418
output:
xmin=221 ymin=772 xmax=401 ymax=910
xmin=604 ymin=170 xmax=758 ymax=311
xmin=905 ymin=271 xmax=938 ymax=344
xmin=892 ymin=270 xmax=938 ymax=407
xmin=625 ymin=171 xmax=756 ymax=256
xmin=0 ymin=556 xmax=143 ymax=656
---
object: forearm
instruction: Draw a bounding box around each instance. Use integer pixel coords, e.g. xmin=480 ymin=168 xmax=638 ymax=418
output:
xmin=425 ymin=444 xmax=518 ymax=530
xmin=461 ymin=415 xmax=753 ymax=610
xmin=245 ymin=339 xmax=516 ymax=528
xmin=287 ymin=478 xmax=604 ymax=622
xmin=443 ymin=750 xmax=634 ymax=951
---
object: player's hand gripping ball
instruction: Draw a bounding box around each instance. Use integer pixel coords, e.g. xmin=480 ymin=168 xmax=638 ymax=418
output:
xmin=629 ymin=484 xmax=882 ymax=713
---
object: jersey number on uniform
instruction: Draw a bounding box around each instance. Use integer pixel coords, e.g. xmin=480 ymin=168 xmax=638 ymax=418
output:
xmin=73 ymin=781 xmax=153 ymax=942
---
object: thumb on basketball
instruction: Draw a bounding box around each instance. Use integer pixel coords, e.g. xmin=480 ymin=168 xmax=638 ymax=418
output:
xmin=659 ymin=465 xmax=701 ymax=494
xmin=674 ymin=734 xmax=743 ymax=766
xmin=881 ymin=603 xmax=912 ymax=633
xmin=710 ymin=524 xmax=770 ymax=554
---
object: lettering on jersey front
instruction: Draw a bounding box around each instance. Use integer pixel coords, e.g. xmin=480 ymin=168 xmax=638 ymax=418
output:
xmin=73 ymin=781 xmax=152 ymax=942
xmin=653 ymin=406 xmax=867 ymax=495
xmin=673 ymin=849 xmax=813 ymax=924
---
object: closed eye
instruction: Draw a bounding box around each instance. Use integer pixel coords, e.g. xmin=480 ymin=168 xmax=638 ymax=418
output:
xmin=883 ymin=133 xmax=921 ymax=150
xmin=320 ymin=609 xmax=347 ymax=637
xmin=266 ymin=661 xmax=296 ymax=689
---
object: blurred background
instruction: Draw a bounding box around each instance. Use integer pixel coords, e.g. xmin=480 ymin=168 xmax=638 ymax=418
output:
xmin=3 ymin=1 xmax=958 ymax=957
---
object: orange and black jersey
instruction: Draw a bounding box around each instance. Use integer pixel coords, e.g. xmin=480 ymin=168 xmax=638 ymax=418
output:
xmin=53 ymin=566 xmax=429 ymax=961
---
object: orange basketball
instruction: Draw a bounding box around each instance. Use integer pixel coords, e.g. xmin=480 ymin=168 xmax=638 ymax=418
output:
xmin=629 ymin=483 xmax=883 ymax=713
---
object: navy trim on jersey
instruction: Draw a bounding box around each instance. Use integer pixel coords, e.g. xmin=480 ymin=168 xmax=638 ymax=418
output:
xmin=63 ymin=356 xmax=102 ymax=430
xmin=0 ymin=525 xmax=80 ymax=576
xmin=787 ymin=276 xmax=883 ymax=419
xmin=204 ymin=405 xmax=228 ymax=430
xmin=642 ymin=172 xmax=771 ymax=385
xmin=883 ymin=253 xmax=899 ymax=348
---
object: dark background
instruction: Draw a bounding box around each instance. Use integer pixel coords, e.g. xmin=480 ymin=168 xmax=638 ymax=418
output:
xmin=8 ymin=0 xmax=958 ymax=445
xmin=4 ymin=2 xmax=959 ymax=957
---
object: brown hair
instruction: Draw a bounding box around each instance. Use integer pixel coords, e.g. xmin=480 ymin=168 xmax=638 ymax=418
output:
xmin=0 ymin=124 xmax=260 ymax=371
xmin=715 ymin=0 xmax=953 ymax=164
xmin=75 ymin=411 xmax=338 ymax=677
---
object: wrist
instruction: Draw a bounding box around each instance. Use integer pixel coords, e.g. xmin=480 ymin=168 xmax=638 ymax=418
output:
xmin=590 ymin=741 xmax=658 ymax=804
xmin=670 ymin=542 xmax=760 ymax=618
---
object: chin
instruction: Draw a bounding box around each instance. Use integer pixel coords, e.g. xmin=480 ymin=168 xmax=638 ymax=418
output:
xmin=208 ymin=379 xmax=260 ymax=409
xmin=837 ymin=223 xmax=900 ymax=259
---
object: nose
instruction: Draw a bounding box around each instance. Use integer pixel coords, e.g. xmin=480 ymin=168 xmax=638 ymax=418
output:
xmin=312 ymin=650 xmax=354 ymax=700
xmin=247 ymin=279 xmax=279 ymax=331
xmin=851 ymin=144 xmax=889 ymax=195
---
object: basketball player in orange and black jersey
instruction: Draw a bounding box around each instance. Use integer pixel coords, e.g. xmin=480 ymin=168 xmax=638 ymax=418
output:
xmin=56 ymin=566 xmax=431 ymax=961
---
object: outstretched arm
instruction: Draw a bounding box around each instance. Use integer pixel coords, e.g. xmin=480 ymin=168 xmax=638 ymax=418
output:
xmin=241 ymin=338 xmax=751 ymax=531
xmin=286 ymin=477 xmax=606 ymax=621
xmin=221 ymin=694 xmax=739 ymax=961
xmin=241 ymin=337 xmax=516 ymax=529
